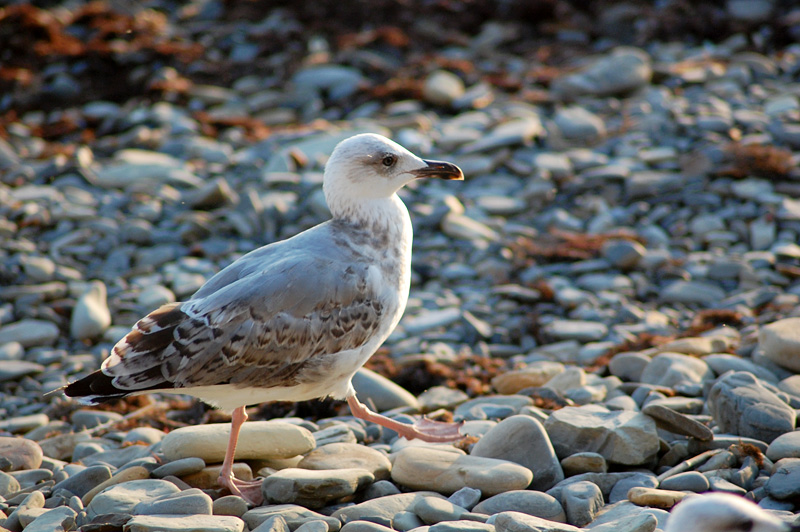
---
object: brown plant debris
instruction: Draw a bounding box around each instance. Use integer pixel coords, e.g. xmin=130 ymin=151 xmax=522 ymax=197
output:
xmin=735 ymin=442 xmax=765 ymax=469
xmin=686 ymin=309 xmax=745 ymax=336
xmin=366 ymin=351 xmax=508 ymax=397
xmin=717 ymin=143 xmax=794 ymax=180
xmin=511 ymin=229 xmax=643 ymax=266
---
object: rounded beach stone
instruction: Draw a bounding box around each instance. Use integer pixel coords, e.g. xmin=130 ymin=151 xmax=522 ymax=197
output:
xmin=391 ymin=446 xmax=533 ymax=496
xmin=707 ymin=371 xmax=796 ymax=443
xmin=422 ymin=70 xmax=465 ymax=106
xmin=473 ymin=490 xmax=565 ymax=522
xmin=70 ymin=280 xmax=112 ymax=340
xmin=152 ymin=457 xmax=206 ymax=478
xmin=627 ymin=487 xmax=687 ymax=509
xmin=51 ymin=464 xmax=112 ymax=499
xmin=341 ymin=523 xmax=394 ymax=532
xmin=262 ymin=468 xmax=374 ymax=508
xmin=245 ymin=504 xmax=340 ymax=531
xmin=332 ymin=491 xmax=445 ymax=526
xmin=659 ymin=472 xmax=710 ymax=492
xmin=297 ymin=442 xmax=391 ymax=480
xmin=351 ymin=368 xmax=419 ymax=411
xmin=543 ymin=405 xmax=659 ymax=465
xmin=471 ymin=415 xmax=564 ymax=491
xmin=0 ymin=471 xmax=20 ymax=497
xmin=766 ymin=431 xmax=800 ymax=461
xmin=561 ymin=452 xmax=607 ymax=476
xmin=491 ymin=362 xmax=565 ymax=395
xmin=124 ymin=514 xmax=244 ymax=532
xmin=82 ymin=466 xmax=151 ymax=505
xmin=765 ymin=458 xmax=800 ymax=500
xmin=133 ymin=488 xmax=213 ymax=515
xmin=161 ymin=421 xmax=315 ymax=462
xmin=0 ymin=436 xmax=43 ymax=471
xmin=641 ymin=403 xmax=713 ymax=440
xmin=759 ymin=318 xmax=800 ymax=372
xmin=639 ymin=352 xmax=714 ymax=388
xmin=86 ymin=479 xmax=181 ymax=519
xmin=562 ymin=480 xmax=603 ymax=527
xmin=491 ymin=511 xmax=580 ymax=532
xmin=413 ymin=496 xmax=470 ymax=524
xmin=213 ymin=495 xmax=249 ymax=517
xmin=20 ymin=506 xmax=76 ymax=532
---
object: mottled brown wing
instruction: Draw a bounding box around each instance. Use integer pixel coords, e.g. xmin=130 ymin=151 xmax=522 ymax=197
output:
xmin=103 ymin=252 xmax=387 ymax=392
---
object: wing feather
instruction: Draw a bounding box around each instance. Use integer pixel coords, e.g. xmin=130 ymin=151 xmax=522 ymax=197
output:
xmin=96 ymin=233 xmax=387 ymax=394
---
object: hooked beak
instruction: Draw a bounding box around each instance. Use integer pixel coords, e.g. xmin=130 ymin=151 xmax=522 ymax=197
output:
xmin=411 ymin=159 xmax=464 ymax=181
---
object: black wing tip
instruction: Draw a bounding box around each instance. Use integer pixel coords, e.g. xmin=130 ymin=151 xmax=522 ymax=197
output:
xmin=64 ymin=370 xmax=129 ymax=403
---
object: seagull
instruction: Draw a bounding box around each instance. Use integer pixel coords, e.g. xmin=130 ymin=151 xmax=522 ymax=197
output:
xmin=664 ymin=493 xmax=800 ymax=532
xmin=64 ymin=133 xmax=464 ymax=503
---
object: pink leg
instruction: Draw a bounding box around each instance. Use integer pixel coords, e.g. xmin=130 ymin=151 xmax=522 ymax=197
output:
xmin=347 ymin=395 xmax=463 ymax=442
xmin=217 ymin=406 xmax=264 ymax=505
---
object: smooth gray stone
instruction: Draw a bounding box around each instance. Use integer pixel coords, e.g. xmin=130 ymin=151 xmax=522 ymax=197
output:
xmin=639 ymin=352 xmax=714 ymax=388
xmin=660 ymin=280 xmax=726 ymax=305
xmin=133 ymin=488 xmax=213 ymax=515
xmin=245 ymin=505 xmax=340 ymax=532
xmin=586 ymin=500 xmax=659 ymax=532
xmin=351 ymin=368 xmax=419 ymax=411
xmin=561 ymin=452 xmax=607 ymax=476
xmin=490 ymin=511 xmax=580 ymax=532
xmin=473 ymin=490 xmax=565 ymax=522
xmin=765 ymin=458 xmax=800 ymax=500
xmin=0 ymin=470 xmax=20 ymax=497
xmin=759 ymin=318 xmax=800 ymax=372
xmin=362 ymin=480 xmax=401 ymax=500
xmin=471 ymin=415 xmax=563 ymax=491
xmin=766 ymin=431 xmax=800 ymax=461
xmin=544 ymin=405 xmax=659 ymax=465
xmin=87 ymin=479 xmax=181 ymax=519
xmin=658 ymin=472 xmax=710 ymax=492
xmin=262 ymin=467 xmax=373 ymax=508
xmin=609 ymin=473 xmax=658 ymax=504
xmin=0 ymin=320 xmax=59 ymax=348
xmin=707 ymin=371 xmax=796 ymax=443
xmin=447 ymin=487 xmax=482 ymax=511
xmin=392 ymin=510 xmax=424 ymax=531
xmin=294 ymin=521 xmax=330 ymax=532
xmin=340 ymin=522 xmax=393 ymax=532
xmin=707 ymin=476 xmax=747 ymax=495
xmin=414 ymin=496 xmax=470 ymax=524
xmin=70 ymin=410 xmax=124 ymax=431
xmin=51 ymin=465 xmax=112 ymax=498
xmin=561 ymin=480 xmax=603 ymax=527
xmin=152 ymin=457 xmax=206 ymax=478
xmin=213 ymin=495 xmax=249 ymax=518
xmin=250 ymin=515 xmax=289 ymax=532
xmin=81 ymin=445 xmax=152 ymax=468
xmin=123 ymin=514 xmax=244 ymax=532
xmin=641 ymin=403 xmax=713 ymax=440
xmin=0 ymin=360 xmax=46 ymax=382
xmin=550 ymin=47 xmax=652 ymax=99
xmin=429 ymin=521 xmax=496 ymax=532
xmin=333 ymin=492 xmax=445 ymax=527
xmin=21 ymin=506 xmax=77 ymax=532
xmin=703 ymin=354 xmax=779 ymax=383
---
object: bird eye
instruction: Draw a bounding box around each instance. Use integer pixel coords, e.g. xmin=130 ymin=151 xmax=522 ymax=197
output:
xmin=382 ymin=155 xmax=396 ymax=167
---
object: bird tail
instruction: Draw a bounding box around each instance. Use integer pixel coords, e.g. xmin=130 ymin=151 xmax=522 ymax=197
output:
xmin=63 ymin=370 xmax=130 ymax=403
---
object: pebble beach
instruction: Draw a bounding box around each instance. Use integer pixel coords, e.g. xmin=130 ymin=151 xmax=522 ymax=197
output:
xmin=1 ymin=1 xmax=800 ymax=531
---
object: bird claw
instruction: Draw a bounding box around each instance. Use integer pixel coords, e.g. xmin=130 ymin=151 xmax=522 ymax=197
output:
xmin=395 ymin=416 xmax=465 ymax=443
xmin=219 ymin=475 xmax=264 ymax=506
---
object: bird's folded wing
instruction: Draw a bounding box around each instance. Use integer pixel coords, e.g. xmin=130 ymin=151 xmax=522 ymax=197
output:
xmin=103 ymin=246 xmax=386 ymax=392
